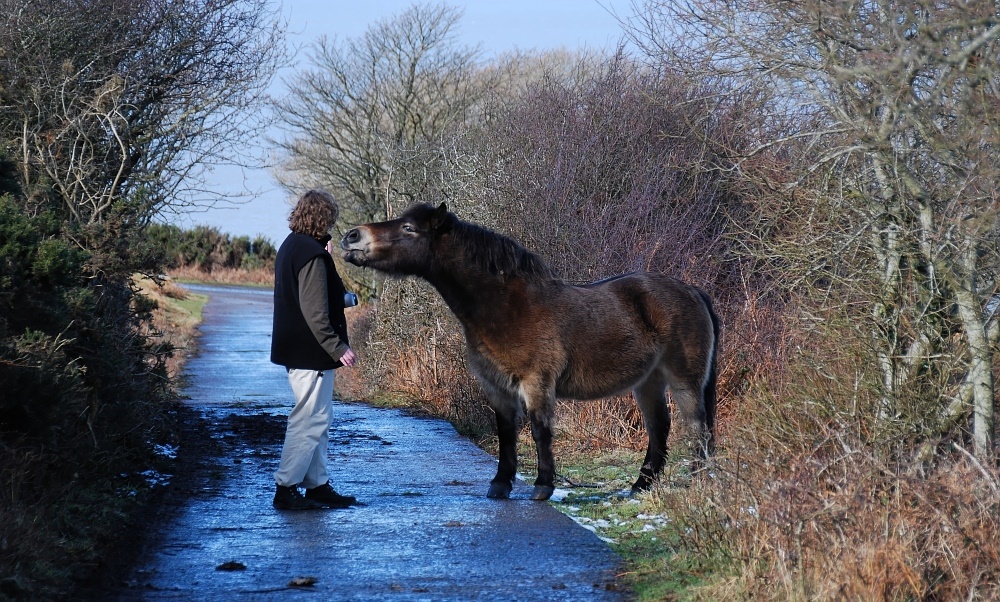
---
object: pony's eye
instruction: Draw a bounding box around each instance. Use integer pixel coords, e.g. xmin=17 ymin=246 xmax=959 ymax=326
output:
xmin=402 ymin=223 xmax=416 ymax=233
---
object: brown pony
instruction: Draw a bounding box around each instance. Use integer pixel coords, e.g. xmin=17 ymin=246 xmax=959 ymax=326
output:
xmin=341 ymin=203 xmax=720 ymax=501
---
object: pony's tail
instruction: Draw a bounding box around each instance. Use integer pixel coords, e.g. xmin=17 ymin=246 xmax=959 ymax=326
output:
xmin=698 ymin=289 xmax=720 ymax=455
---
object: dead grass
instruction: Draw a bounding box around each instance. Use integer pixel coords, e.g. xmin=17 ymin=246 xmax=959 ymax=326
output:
xmin=622 ymin=316 xmax=1000 ymax=601
xmin=333 ymin=302 xmax=375 ymax=402
xmin=135 ymin=275 xmax=209 ymax=378
xmin=643 ymin=427 xmax=1000 ymax=601
xmin=166 ymin=265 xmax=274 ymax=287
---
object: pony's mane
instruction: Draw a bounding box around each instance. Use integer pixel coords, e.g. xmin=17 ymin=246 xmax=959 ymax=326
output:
xmin=450 ymin=217 xmax=556 ymax=282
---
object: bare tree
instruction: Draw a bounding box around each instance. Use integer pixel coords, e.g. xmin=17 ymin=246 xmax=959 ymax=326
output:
xmin=630 ymin=0 xmax=1000 ymax=454
xmin=273 ymin=2 xmax=486 ymax=230
xmin=468 ymin=53 xmax=744 ymax=285
xmin=0 ymin=0 xmax=285 ymax=227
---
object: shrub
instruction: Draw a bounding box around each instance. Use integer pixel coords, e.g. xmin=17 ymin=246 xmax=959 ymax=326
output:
xmin=0 ymin=193 xmax=174 ymax=596
xmin=145 ymin=222 xmax=276 ymax=273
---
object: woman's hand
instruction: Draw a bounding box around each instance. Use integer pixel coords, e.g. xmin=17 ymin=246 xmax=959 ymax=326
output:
xmin=340 ymin=347 xmax=357 ymax=367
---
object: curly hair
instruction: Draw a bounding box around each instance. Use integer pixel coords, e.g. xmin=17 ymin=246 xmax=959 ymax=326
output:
xmin=288 ymin=190 xmax=339 ymax=239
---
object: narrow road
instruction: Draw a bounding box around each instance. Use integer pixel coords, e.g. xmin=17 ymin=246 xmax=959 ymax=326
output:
xmin=105 ymin=284 xmax=627 ymax=601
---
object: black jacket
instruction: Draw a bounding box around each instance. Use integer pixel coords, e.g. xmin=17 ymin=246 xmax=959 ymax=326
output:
xmin=270 ymin=232 xmax=350 ymax=370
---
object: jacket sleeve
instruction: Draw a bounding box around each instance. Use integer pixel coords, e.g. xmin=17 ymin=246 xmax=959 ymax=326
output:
xmin=297 ymin=257 xmax=349 ymax=361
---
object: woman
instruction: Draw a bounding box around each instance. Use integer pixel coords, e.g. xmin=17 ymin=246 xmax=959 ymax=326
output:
xmin=269 ymin=189 xmax=357 ymax=510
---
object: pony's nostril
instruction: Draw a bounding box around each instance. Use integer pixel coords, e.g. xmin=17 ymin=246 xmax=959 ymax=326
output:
xmin=344 ymin=228 xmax=360 ymax=244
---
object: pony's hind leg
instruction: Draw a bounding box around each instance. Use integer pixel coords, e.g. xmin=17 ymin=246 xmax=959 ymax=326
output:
xmin=671 ymin=381 xmax=711 ymax=470
xmin=631 ymin=372 xmax=671 ymax=493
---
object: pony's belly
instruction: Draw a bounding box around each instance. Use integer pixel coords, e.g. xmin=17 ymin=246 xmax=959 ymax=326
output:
xmin=555 ymin=369 xmax=647 ymax=400
xmin=468 ymin=339 xmax=655 ymax=403
xmin=553 ymin=341 xmax=661 ymax=399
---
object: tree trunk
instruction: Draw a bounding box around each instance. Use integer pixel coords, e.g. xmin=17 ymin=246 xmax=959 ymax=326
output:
xmin=952 ymin=243 xmax=996 ymax=456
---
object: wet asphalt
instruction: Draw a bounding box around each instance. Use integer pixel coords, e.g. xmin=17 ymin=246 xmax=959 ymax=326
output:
xmin=105 ymin=284 xmax=627 ymax=601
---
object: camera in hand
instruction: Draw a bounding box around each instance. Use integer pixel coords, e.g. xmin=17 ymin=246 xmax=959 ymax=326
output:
xmin=343 ymin=292 xmax=359 ymax=308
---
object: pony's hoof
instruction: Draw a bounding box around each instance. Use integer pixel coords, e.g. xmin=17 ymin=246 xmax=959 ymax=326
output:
xmin=530 ymin=485 xmax=555 ymax=501
xmin=486 ymin=482 xmax=512 ymax=499
xmin=631 ymin=479 xmax=652 ymax=493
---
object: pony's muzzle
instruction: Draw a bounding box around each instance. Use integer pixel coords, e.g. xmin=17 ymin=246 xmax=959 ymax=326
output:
xmin=340 ymin=227 xmax=369 ymax=266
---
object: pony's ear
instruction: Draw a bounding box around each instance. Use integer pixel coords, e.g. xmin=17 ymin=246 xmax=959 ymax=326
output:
xmin=431 ymin=202 xmax=452 ymax=232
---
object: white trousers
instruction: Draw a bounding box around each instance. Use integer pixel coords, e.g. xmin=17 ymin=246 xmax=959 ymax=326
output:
xmin=273 ymin=368 xmax=335 ymax=489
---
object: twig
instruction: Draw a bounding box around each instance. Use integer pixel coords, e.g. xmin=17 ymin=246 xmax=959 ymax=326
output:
xmin=952 ymin=442 xmax=1000 ymax=495
xmin=556 ymin=474 xmax=602 ymax=488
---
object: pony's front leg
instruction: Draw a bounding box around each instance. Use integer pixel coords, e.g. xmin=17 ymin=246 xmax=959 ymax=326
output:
xmin=527 ymin=409 xmax=555 ymax=501
xmin=487 ymin=407 xmax=518 ymax=499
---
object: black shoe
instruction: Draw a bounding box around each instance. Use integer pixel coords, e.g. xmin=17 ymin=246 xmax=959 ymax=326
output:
xmin=273 ymin=485 xmax=325 ymax=510
xmin=304 ymin=482 xmax=356 ymax=508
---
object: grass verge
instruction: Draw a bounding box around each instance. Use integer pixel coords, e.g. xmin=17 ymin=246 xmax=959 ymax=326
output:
xmin=544 ymin=444 xmax=736 ymax=601
xmin=135 ymin=275 xmax=208 ymax=378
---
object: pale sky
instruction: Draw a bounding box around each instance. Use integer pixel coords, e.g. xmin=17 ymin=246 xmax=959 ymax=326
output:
xmin=170 ymin=1 xmax=634 ymax=246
